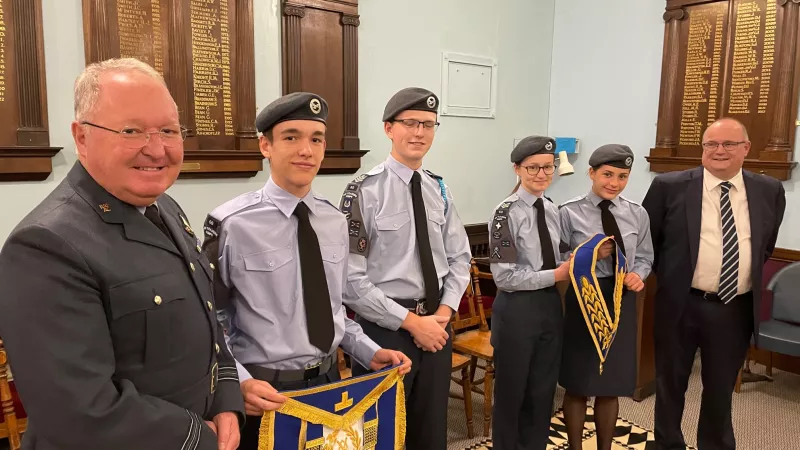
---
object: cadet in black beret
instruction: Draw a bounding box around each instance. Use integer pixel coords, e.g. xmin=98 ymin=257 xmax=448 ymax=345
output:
xmin=382 ymin=87 xmax=439 ymax=122
xmin=489 ymin=135 xmax=567 ymax=449
xmin=339 ymin=86 xmax=471 ymax=450
xmin=255 ymin=91 xmax=328 ymax=134
xmin=588 ymin=143 xmax=634 ymax=170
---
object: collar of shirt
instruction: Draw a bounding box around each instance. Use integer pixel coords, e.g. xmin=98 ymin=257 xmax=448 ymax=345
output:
xmin=385 ymin=154 xmax=421 ymax=185
xmin=137 ymin=202 xmax=157 ymax=215
xmin=516 ymin=187 xmax=544 ymax=208
xmin=262 ymin=177 xmax=317 ymax=218
xmin=587 ymin=190 xmax=620 ymax=208
xmin=703 ymin=168 xmax=744 ymax=193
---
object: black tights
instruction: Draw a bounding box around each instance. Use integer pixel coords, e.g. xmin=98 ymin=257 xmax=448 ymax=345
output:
xmin=563 ymin=391 xmax=619 ymax=450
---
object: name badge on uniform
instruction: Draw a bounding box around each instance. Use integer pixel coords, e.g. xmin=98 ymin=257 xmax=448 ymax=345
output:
xmin=569 ymin=234 xmax=627 ymax=375
xmin=259 ymin=367 xmax=406 ymax=450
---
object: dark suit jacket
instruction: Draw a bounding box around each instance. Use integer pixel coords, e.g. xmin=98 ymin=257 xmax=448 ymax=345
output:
xmin=642 ymin=166 xmax=786 ymax=342
xmin=0 ymin=162 xmax=244 ymax=450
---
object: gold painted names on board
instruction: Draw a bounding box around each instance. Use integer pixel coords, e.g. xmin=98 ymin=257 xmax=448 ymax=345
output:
xmin=116 ymin=0 xmax=162 ymax=73
xmin=758 ymin=0 xmax=776 ymax=113
xmin=728 ymin=0 xmax=764 ymax=115
xmin=0 ymin=0 xmax=6 ymax=103
xmin=190 ymin=0 xmax=234 ymax=136
xmin=679 ymin=6 xmax=724 ymax=146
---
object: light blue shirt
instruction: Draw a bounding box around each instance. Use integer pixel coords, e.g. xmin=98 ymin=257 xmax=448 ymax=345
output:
xmin=559 ymin=191 xmax=654 ymax=280
xmin=209 ymin=178 xmax=380 ymax=381
xmin=343 ymin=155 xmax=472 ymax=331
xmin=489 ymin=188 xmax=564 ymax=291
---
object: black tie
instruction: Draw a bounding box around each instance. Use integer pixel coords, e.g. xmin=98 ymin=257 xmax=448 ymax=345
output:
xmin=293 ymin=202 xmax=335 ymax=353
xmin=144 ymin=205 xmax=173 ymax=241
xmin=411 ymin=171 xmax=440 ymax=311
xmin=599 ymin=200 xmax=626 ymax=266
xmin=534 ymin=198 xmax=557 ymax=270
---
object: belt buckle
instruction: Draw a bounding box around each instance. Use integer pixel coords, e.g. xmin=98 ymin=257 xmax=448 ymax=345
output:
xmin=415 ymin=300 xmax=428 ymax=316
xmin=210 ymin=362 xmax=218 ymax=394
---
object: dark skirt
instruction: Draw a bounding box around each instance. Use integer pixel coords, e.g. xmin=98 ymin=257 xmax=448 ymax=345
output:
xmin=559 ymin=277 xmax=637 ymax=397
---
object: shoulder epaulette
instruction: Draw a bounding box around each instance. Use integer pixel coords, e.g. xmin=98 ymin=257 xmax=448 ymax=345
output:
xmin=204 ymin=191 xmax=262 ymax=239
xmin=489 ymin=196 xmax=519 ymax=262
xmin=558 ymin=194 xmax=585 ymax=210
xmin=618 ymin=195 xmax=641 ymax=207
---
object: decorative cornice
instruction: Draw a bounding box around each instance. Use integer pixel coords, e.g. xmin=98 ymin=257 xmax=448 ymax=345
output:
xmin=341 ymin=14 xmax=360 ymax=26
xmin=663 ymin=8 xmax=686 ymax=22
xmin=283 ymin=4 xmax=306 ymax=17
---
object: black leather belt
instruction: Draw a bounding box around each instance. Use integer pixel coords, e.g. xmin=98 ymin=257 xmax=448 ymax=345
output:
xmin=391 ymin=289 xmax=444 ymax=316
xmin=244 ymin=354 xmax=335 ymax=383
xmin=690 ymin=288 xmax=752 ymax=302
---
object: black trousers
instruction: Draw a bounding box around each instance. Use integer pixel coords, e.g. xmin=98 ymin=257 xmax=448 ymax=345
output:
xmin=354 ymin=316 xmax=452 ymax=450
xmin=239 ymin=365 xmax=341 ymax=450
xmin=491 ymin=288 xmax=563 ymax=450
xmin=654 ymin=290 xmax=753 ymax=450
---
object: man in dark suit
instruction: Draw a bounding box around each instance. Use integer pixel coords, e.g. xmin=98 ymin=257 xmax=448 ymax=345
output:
xmin=643 ymin=118 xmax=785 ymax=450
xmin=0 ymin=58 xmax=243 ymax=450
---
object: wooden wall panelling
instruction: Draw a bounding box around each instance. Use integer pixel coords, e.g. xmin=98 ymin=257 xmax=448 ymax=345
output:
xmin=0 ymin=0 xmax=62 ymax=181
xmin=281 ymin=0 xmax=367 ymax=174
xmin=81 ymin=0 xmax=262 ymax=178
xmin=648 ymin=0 xmax=798 ymax=180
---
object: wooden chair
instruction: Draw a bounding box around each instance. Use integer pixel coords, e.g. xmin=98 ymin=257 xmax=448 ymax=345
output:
xmin=451 ymin=260 xmax=494 ymax=436
xmin=449 ymin=352 xmax=474 ymax=438
xmin=1 ymin=338 xmax=26 ymax=450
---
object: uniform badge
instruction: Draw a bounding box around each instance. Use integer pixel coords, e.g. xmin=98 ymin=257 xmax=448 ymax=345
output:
xmin=343 ymin=192 xmax=357 ymax=200
xmin=492 ymin=231 xmax=502 ymax=239
xmin=349 ymin=220 xmax=361 ymax=236
xmin=501 ymin=202 xmax=511 ymax=208
xmin=491 ymin=246 xmax=501 ymax=259
xmin=99 ymin=203 xmax=111 ymax=213
xmin=625 ymin=156 xmax=633 ymax=167
xmin=347 ymin=184 xmax=358 ymax=191
xmin=310 ymin=98 xmax=322 ymax=114
xmin=343 ymin=199 xmax=352 ymax=209
xmin=494 ymin=221 xmax=503 ymax=230
xmin=354 ymin=174 xmax=367 ymax=183
xmin=357 ymin=237 xmax=368 ymax=253
xmin=494 ymin=215 xmax=507 ymax=222
xmin=345 ymin=212 xmax=352 ymax=221
xmin=545 ymin=141 xmax=553 ymax=151
xmin=180 ymin=215 xmax=194 ymax=236
xmin=426 ymin=96 xmax=437 ymax=108
xmin=501 ymin=240 xmax=511 ymax=247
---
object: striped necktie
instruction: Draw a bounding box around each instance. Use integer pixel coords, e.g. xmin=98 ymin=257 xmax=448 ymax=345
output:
xmin=718 ymin=181 xmax=739 ymax=304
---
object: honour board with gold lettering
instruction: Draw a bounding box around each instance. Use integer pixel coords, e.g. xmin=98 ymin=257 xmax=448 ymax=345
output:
xmin=82 ymin=0 xmax=261 ymax=178
xmin=648 ymin=0 xmax=799 ymax=180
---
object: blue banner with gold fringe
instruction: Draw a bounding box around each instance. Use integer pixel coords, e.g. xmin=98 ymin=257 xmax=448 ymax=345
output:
xmin=259 ymin=366 xmax=405 ymax=450
xmin=569 ymin=233 xmax=627 ymax=375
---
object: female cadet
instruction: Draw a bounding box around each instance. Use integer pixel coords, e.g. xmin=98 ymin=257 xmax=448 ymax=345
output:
xmin=488 ymin=136 xmax=571 ymax=450
xmin=558 ymin=144 xmax=654 ymax=450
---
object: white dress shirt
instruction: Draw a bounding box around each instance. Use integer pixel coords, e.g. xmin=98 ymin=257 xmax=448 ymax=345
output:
xmin=691 ymin=169 xmax=752 ymax=294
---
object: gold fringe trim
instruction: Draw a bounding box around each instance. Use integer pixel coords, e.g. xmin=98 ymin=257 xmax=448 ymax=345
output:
xmin=395 ymin=376 xmax=406 ymax=450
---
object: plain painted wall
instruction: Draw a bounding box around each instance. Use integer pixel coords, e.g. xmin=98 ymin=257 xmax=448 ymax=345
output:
xmin=547 ymin=0 xmax=798 ymax=250
xmin=0 ymin=0 xmax=556 ymax=242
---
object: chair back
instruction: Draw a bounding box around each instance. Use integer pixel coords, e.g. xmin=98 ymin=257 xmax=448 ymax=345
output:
xmin=1 ymin=338 xmax=24 ymax=449
xmin=452 ymin=260 xmax=491 ymax=333
xmin=767 ymin=261 xmax=800 ymax=325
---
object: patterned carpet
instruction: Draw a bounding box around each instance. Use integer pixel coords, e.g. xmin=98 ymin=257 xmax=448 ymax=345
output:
xmin=447 ymin=355 xmax=800 ymax=449
xmin=459 ymin=407 xmax=693 ymax=449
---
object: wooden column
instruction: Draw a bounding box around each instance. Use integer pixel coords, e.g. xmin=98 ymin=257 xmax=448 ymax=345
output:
xmin=341 ymin=14 xmax=359 ymax=151
xmin=81 ymin=0 xmax=116 ymax=63
xmin=653 ymin=8 xmax=685 ymax=154
xmin=12 ymin=0 xmax=47 ymax=146
xmin=764 ymin=0 xmax=800 ymax=158
xmin=282 ymin=3 xmax=305 ymax=94
xmin=166 ymin=1 xmax=194 ymax=137
xmin=235 ymin=0 xmax=258 ymax=150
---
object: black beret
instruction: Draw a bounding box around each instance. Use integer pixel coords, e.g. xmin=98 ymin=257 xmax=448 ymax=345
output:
xmin=588 ymin=144 xmax=634 ymax=169
xmin=510 ymin=136 xmax=556 ymax=164
xmin=382 ymin=87 xmax=439 ymax=122
xmin=255 ymin=92 xmax=328 ymax=133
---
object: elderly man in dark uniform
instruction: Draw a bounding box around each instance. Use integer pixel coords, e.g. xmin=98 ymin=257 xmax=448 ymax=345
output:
xmin=0 ymin=58 xmax=244 ymax=450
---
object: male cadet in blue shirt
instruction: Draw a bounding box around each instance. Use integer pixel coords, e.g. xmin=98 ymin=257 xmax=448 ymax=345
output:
xmin=340 ymin=87 xmax=472 ymax=449
xmin=202 ymin=92 xmax=411 ymax=450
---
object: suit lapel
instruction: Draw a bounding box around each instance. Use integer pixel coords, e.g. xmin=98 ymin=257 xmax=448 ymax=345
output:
xmin=686 ymin=167 xmax=704 ymax=273
xmin=161 ymin=206 xmax=195 ymax=264
xmin=743 ymin=171 xmax=763 ymax=281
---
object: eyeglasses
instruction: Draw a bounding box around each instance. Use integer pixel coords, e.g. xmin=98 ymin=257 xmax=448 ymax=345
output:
xmin=702 ymin=141 xmax=746 ymax=151
xmin=393 ymin=119 xmax=440 ymax=131
xmin=81 ymin=121 xmax=188 ymax=148
xmin=520 ymin=164 xmax=557 ymax=175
